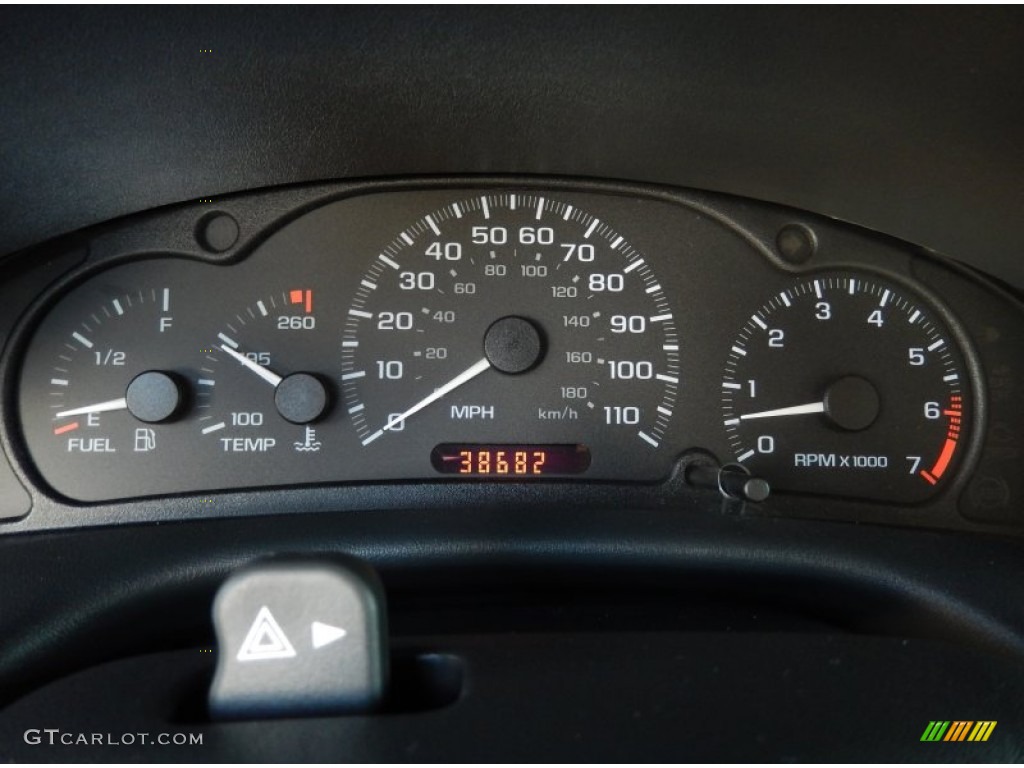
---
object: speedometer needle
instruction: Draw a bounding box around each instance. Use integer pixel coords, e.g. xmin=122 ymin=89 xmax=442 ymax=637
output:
xmin=739 ymin=401 xmax=825 ymax=420
xmin=220 ymin=344 xmax=283 ymax=387
xmin=55 ymin=397 xmax=128 ymax=419
xmin=362 ymin=357 xmax=492 ymax=446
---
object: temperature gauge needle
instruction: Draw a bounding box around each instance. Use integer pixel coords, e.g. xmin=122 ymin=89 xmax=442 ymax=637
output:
xmin=55 ymin=397 xmax=128 ymax=419
xmin=739 ymin=401 xmax=825 ymax=420
xmin=362 ymin=357 xmax=492 ymax=446
xmin=220 ymin=343 xmax=283 ymax=387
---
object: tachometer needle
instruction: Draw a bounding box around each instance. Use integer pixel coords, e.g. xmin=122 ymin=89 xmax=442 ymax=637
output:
xmin=362 ymin=357 xmax=492 ymax=446
xmin=739 ymin=401 xmax=825 ymax=420
xmin=55 ymin=397 xmax=128 ymax=419
xmin=220 ymin=344 xmax=283 ymax=387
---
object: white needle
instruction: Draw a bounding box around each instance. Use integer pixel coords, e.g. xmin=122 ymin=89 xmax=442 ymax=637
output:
xmin=362 ymin=357 xmax=492 ymax=446
xmin=740 ymin=401 xmax=825 ymax=420
xmin=55 ymin=397 xmax=128 ymax=419
xmin=220 ymin=344 xmax=283 ymax=387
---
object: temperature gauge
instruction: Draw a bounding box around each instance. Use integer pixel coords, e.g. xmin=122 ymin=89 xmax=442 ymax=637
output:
xmin=199 ymin=289 xmax=332 ymax=459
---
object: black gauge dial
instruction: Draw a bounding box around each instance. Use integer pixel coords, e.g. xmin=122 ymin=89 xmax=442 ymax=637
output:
xmin=341 ymin=193 xmax=681 ymax=480
xmin=18 ymin=282 xmax=191 ymax=501
xmin=721 ymin=274 xmax=969 ymax=503
xmin=200 ymin=290 xmax=332 ymax=459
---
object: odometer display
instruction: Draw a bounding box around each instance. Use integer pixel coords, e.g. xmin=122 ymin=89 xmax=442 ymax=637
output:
xmin=431 ymin=443 xmax=591 ymax=476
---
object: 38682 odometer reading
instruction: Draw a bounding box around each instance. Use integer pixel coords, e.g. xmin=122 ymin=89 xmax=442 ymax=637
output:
xmin=340 ymin=193 xmax=681 ymax=481
xmin=431 ymin=444 xmax=591 ymax=476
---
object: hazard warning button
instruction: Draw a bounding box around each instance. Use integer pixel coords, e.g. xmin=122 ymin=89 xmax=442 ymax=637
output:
xmin=208 ymin=559 xmax=388 ymax=720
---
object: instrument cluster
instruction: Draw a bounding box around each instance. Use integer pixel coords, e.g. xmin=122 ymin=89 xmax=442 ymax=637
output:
xmin=6 ymin=179 xmax=1013 ymax=537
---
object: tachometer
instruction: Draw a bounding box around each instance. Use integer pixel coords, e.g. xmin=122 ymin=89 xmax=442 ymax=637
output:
xmin=341 ymin=193 xmax=680 ymax=480
xmin=720 ymin=273 xmax=970 ymax=502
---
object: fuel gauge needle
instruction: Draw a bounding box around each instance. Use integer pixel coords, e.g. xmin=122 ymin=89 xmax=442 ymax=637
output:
xmin=55 ymin=397 xmax=128 ymax=419
xmin=219 ymin=342 xmax=283 ymax=387
xmin=739 ymin=401 xmax=825 ymax=420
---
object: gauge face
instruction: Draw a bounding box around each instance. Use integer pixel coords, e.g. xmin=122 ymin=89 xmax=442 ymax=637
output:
xmin=18 ymin=282 xmax=192 ymax=500
xmin=200 ymin=290 xmax=332 ymax=459
xmin=341 ymin=193 xmax=681 ymax=480
xmin=721 ymin=274 xmax=969 ymax=502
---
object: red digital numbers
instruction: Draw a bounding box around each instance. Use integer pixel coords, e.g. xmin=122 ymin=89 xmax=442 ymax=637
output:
xmin=458 ymin=449 xmax=547 ymax=475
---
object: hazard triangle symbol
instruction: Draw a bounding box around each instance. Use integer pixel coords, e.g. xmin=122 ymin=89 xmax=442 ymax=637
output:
xmin=236 ymin=605 xmax=297 ymax=662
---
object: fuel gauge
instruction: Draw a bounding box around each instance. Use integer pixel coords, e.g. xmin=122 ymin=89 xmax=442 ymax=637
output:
xmin=19 ymin=283 xmax=192 ymax=499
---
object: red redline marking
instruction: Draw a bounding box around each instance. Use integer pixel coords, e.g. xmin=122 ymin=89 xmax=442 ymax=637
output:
xmin=53 ymin=422 xmax=79 ymax=435
xmin=929 ymin=438 xmax=958 ymax=481
xmin=289 ymin=289 xmax=312 ymax=313
xmin=920 ymin=470 xmax=937 ymax=485
xmin=943 ymin=409 xmax=961 ymax=416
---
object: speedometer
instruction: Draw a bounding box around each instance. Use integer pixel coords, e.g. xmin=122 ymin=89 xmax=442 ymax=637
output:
xmin=340 ymin=193 xmax=681 ymax=480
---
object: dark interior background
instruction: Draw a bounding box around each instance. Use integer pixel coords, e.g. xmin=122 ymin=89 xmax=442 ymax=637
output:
xmin=2 ymin=7 xmax=1023 ymax=287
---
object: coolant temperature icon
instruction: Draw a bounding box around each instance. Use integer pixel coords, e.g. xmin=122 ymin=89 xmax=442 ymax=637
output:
xmin=294 ymin=426 xmax=322 ymax=452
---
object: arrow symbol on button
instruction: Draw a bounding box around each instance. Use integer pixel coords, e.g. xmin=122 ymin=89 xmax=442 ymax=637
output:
xmin=311 ymin=621 xmax=347 ymax=649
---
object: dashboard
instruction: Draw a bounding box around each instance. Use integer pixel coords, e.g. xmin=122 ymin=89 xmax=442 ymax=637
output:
xmin=3 ymin=179 xmax=1019 ymax=536
xmin=2 ymin=7 xmax=1024 ymax=763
